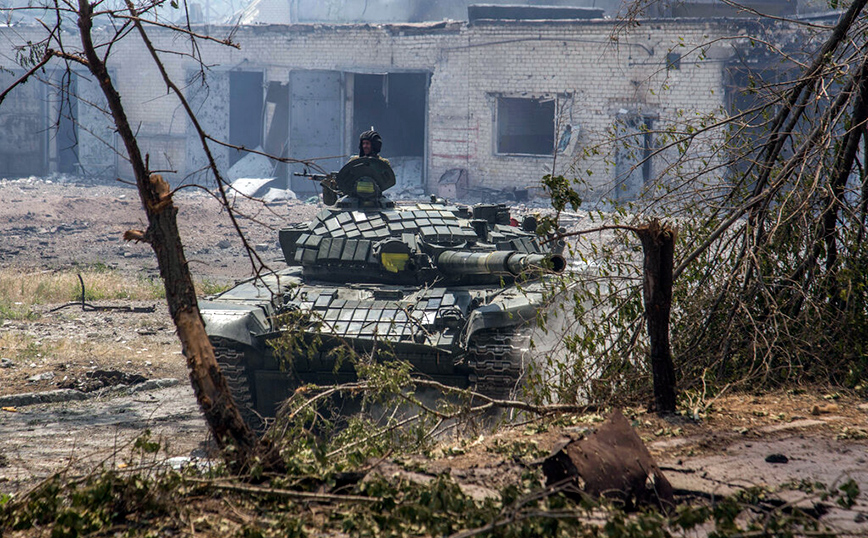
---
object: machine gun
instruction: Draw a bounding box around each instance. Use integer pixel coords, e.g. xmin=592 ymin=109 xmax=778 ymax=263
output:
xmin=295 ymin=157 xmax=397 ymax=207
xmin=294 ymin=170 xmax=340 ymax=205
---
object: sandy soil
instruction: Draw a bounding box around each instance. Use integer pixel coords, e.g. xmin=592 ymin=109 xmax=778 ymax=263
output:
xmin=0 ymin=176 xmax=867 ymax=532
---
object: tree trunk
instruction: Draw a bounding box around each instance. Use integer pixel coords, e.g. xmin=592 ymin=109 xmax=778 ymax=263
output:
xmin=637 ymin=220 xmax=678 ymax=415
xmin=75 ymin=0 xmax=262 ymax=469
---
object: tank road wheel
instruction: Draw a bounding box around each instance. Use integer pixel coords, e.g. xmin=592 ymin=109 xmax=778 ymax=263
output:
xmin=210 ymin=337 xmax=265 ymax=432
xmin=466 ymin=329 xmax=530 ymax=401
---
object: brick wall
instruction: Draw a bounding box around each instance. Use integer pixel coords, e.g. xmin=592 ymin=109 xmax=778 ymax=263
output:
xmin=0 ymin=19 xmax=734 ymax=199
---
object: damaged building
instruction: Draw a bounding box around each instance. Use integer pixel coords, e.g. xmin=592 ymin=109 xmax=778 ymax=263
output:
xmin=0 ymin=4 xmax=790 ymax=200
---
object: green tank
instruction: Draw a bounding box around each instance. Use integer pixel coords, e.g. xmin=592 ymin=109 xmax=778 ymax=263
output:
xmin=200 ymin=157 xmax=565 ymax=426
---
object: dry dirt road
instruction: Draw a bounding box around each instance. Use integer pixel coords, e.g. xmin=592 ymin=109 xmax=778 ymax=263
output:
xmin=1 ymin=177 xmax=867 ymax=533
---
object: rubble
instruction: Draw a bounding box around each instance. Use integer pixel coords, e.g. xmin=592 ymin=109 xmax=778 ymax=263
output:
xmin=542 ymin=410 xmax=674 ymax=510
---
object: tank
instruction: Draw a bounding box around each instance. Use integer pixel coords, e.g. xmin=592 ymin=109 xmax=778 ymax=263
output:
xmin=200 ymin=157 xmax=565 ymax=426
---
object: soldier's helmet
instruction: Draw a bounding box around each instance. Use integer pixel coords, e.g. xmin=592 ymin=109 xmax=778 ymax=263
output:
xmin=359 ymin=130 xmax=382 ymax=156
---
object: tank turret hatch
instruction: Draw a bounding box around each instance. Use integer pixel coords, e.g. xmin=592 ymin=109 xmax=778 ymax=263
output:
xmin=334 ymin=157 xmax=397 ymax=209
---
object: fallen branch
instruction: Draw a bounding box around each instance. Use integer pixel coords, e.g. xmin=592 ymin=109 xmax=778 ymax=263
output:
xmin=187 ymin=478 xmax=378 ymax=504
xmin=277 ymin=377 xmax=597 ymax=430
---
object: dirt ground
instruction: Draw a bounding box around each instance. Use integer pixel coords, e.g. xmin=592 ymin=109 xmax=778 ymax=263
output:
xmin=1 ymin=176 xmax=867 ymax=532
xmin=0 ymin=175 xmax=322 ymax=280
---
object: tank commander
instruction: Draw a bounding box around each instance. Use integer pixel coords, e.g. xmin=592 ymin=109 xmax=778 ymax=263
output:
xmin=315 ymin=130 xmax=390 ymax=205
xmin=356 ymin=129 xmax=384 ymax=160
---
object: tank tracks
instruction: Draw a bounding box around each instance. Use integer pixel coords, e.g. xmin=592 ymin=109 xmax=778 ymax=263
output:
xmin=211 ymin=337 xmax=265 ymax=432
xmin=211 ymin=330 xmax=529 ymax=430
xmin=466 ymin=329 xmax=529 ymax=400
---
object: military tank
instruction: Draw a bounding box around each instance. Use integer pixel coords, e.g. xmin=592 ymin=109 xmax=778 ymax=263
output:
xmin=200 ymin=156 xmax=565 ymax=425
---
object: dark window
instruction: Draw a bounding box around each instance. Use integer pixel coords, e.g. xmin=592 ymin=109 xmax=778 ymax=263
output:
xmin=229 ymin=71 xmax=264 ymax=166
xmin=496 ymin=97 xmax=554 ymax=155
xmin=666 ymin=52 xmax=682 ymax=71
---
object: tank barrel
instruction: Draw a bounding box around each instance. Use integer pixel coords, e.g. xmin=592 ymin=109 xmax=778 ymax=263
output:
xmin=437 ymin=250 xmax=566 ymax=276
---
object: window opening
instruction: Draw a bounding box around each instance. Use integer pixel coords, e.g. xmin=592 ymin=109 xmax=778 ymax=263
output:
xmin=614 ymin=114 xmax=654 ymax=200
xmin=496 ymin=97 xmax=555 ymax=155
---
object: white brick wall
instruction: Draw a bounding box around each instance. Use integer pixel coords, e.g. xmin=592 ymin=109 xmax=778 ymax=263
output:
xmin=0 ymin=19 xmax=735 ymax=198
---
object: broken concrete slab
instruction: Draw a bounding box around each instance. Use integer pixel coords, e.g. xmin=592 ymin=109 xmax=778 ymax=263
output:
xmin=226 ymin=148 xmax=274 ymax=183
xmin=542 ymin=409 xmax=674 ymax=510
xmin=759 ymin=419 xmax=825 ymax=433
xmin=0 ymin=388 xmax=87 ymax=407
xmin=0 ymin=379 xmax=181 ymax=408
xmin=261 ymin=187 xmax=296 ymax=202
xmin=128 ymin=378 xmax=181 ymax=393
xmin=230 ymin=177 xmax=278 ymax=198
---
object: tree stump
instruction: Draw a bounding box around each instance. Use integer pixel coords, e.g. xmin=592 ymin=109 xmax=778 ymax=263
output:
xmin=636 ymin=220 xmax=677 ymax=415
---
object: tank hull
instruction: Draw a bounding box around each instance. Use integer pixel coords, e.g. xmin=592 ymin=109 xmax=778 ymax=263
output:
xmin=201 ymin=266 xmax=549 ymax=418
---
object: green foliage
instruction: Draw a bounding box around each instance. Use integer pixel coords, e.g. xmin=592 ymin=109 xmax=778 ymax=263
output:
xmin=836 ymin=479 xmax=860 ymax=509
xmin=197 ymin=278 xmax=232 ymax=296
xmin=1 ymin=471 xmax=179 ymax=536
xmin=133 ymin=430 xmax=163 ymax=456
xmin=0 ymin=454 xmax=852 ymax=537
xmin=486 ymin=439 xmax=548 ymax=460
xmin=526 ymin=190 xmax=649 ymax=406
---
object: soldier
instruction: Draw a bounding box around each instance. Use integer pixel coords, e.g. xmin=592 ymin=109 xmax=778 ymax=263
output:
xmin=358 ymin=129 xmax=382 ymax=158
xmin=319 ymin=130 xmax=384 ymax=204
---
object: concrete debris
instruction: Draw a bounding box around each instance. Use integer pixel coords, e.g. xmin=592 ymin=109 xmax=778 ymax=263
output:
xmin=128 ymin=378 xmax=181 ymax=393
xmin=0 ymin=388 xmax=88 ymax=407
xmin=57 ymin=369 xmax=147 ymax=393
xmin=437 ymin=168 xmax=469 ymax=199
xmin=542 ymin=410 xmax=674 ymax=510
xmin=27 ymin=371 xmax=55 ymax=382
xmin=230 ymin=176 xmax=277 ymax=197
xmin=0 ymin=358 xmax=13 ymax=368
xmin=164 ymin=453 xmax=215 ymax=471
xmin=261 ymin=187 xmax=297 ymax=202
xmin=0 ymin=379 xmax=182 ymax=409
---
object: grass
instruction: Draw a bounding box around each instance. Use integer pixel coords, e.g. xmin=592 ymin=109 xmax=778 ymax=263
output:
xmin=0 ymin=268 xmax=164 ymax=305
xmin=195 ymin=278 xmax=232 ymax=296
xmin=0 ymin=268 xmax=233 ymax=320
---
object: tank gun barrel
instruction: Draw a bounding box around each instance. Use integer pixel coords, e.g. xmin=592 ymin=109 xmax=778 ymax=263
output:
xmin=437 ymin=250 xmax=566 ymax=277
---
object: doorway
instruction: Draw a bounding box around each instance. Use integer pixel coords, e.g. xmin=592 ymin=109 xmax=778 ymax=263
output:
xmin=353 ymin=73 xmax=427 ymax=190
xmin=229 ymin=71 xmax=264 ymax=166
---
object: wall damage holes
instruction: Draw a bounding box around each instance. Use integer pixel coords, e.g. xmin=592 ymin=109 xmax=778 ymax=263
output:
xmin=495 ymin=97 xmax=554 ymax=155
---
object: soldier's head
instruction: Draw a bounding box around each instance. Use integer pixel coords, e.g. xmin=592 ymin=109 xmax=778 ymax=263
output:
xmin=359 ymin=130 xmax=382 ymax=157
